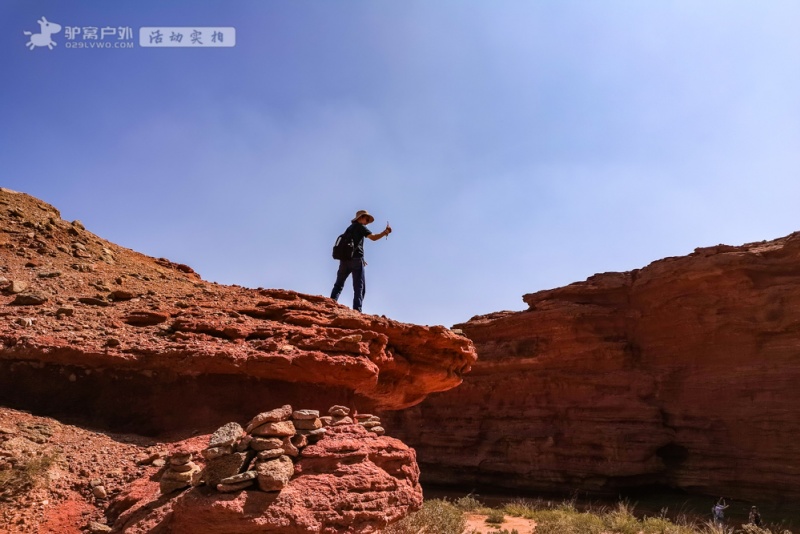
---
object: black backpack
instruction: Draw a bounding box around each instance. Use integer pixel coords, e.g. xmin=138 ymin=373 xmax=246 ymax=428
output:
xmin=332 ymin=228 xmax=354 ymax=260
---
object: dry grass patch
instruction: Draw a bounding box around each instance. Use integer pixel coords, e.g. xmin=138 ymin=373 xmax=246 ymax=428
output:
xmin=383 ymin=498 xmax=466 ymax=534
xmin=0 ymin=452 xmax=58 ymax=502
xmin=386 ymin=495 xmax=795 ymax=534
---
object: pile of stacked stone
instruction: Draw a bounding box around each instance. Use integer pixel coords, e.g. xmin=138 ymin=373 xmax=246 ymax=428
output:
xmin=158 ymin=450 xmax=202 ymax=494
xmin=354 ymin=413 xmax=385 ymax=436
xmin=158 ymin=404 xmax=388 ymax=495
xmin=156 ymin=405 xmax=323 ymax=495
xmin=321 ymin=405 xmax=385 ymax=435
xmin=204 ymin=405 xmax=308 ymax=493
xmin=324 ymin=404 xmax=352 ymax=426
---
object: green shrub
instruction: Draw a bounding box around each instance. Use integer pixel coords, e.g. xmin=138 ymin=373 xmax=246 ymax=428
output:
xmin=640 ymin=515 xmax=689 ymax=534
xmin=454 ymin=493 xmax=482 ymax=512
xmin=694 ymin=520 xmax=728 ymax=534
xmin=740 ymin=526 xmax=771 ymax=534
xmin=740 ymin=525 xmax=794 ymax=534
xmin=484 ymin=508 xmax=505 ymax=525
xmin=384 ymin=498 xmax=466 ymax=534
xmin=502 ymin=497 xmax=541 ymax=518
xmin=530 ymin=508 xmax=605 ymax=534
xmin=603 ymin=502 xmax=644 ymax=534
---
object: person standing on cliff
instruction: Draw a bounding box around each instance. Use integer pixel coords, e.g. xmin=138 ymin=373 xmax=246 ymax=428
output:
xmin=330 ymin=210 xmax=391 ymax=312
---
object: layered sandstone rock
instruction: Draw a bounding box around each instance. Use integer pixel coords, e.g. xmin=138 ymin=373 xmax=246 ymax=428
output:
xmin=0 ymin=189 xmax=475 ymax=433
xmin=110 ymin=423 xmax=421 ymax=533
xmin=386 ymin=233 xmax=800 ymax=501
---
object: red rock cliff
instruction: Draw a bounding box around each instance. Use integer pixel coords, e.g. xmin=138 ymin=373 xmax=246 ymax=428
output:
xmin=0 ymin=189 xmax=475 ymax=434
xmin=385 ymin=234 xmax=800 ymax=501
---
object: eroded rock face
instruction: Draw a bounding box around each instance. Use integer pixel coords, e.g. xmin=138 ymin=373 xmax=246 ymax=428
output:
xmin=110 ymin=425 xmax=422 ymax=533
xmin=386 ymin=233 xmax=800 ymax=501
xmin=0 ymin=190 xmax=475 ymax=433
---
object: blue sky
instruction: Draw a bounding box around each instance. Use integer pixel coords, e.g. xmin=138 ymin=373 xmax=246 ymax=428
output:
xmin=2 ymin=1 xmax=799 ymax=326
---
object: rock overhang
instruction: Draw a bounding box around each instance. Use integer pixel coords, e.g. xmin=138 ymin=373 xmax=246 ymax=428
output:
xmin=0 ymin=189 xmax=476 ymax=432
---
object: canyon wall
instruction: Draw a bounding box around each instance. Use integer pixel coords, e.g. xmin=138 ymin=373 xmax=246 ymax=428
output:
xmin=385 ymin=234 xmax=800 ymax=501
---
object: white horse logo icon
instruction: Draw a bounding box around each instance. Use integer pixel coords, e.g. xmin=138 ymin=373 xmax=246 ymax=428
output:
xmin=24 ymin=17 xmax=62 ymax=50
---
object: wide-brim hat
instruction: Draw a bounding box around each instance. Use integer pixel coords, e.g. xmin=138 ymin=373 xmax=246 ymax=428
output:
xmin=352 ymin=210 xmax=375 ymax=224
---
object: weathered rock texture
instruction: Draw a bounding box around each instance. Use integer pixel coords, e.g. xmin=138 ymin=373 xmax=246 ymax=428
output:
xmin=0 ymin=189 xmax=475 ymax=434
xmin=110 ymin=424 xmax=421 ymax=533
xmin=386 ymin=233 xmax=800 ymax=501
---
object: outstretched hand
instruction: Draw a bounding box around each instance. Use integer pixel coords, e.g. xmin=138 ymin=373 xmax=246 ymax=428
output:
xmin=385 ymin=223 xmax=392 ymax=235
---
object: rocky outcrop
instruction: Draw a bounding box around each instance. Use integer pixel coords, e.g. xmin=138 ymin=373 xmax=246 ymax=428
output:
xmin=110 ymin=421 xmax=421 ymax=533
xmin=0 ymin=189 xmax=475 ymax=434
xmin=0 ymin=406 xmax=165 ymax=533
xmin=0 ymin=404 xmax=418 ymax=534
xmin=385 ymin=233 xmax=800 ymax=501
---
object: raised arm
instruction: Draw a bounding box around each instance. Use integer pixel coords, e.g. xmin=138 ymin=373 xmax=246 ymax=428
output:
xmin=367 ymin=223 xmax=392 ymax=241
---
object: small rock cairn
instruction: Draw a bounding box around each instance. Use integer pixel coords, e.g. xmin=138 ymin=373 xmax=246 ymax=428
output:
xmin=159 ymin=451 xmax=202 ymax=494
xmin=159 ymin=404 xmax=385 ymax=494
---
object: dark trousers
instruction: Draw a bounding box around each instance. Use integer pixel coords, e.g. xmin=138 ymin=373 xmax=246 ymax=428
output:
xmin=330 ymin=257 xmax=366 ymax=311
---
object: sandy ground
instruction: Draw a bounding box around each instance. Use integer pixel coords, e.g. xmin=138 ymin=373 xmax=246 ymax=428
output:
xmin=463 ymin=512 xmax=536 ymax=534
